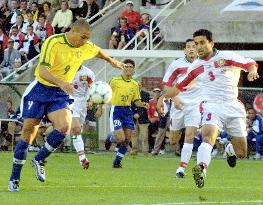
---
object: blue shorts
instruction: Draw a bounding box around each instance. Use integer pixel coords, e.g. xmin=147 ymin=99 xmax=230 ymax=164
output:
xmin=20 ymin=80 xmax=74 ymax=119
xmin=110 ymin=106 xmax=134 ymax=131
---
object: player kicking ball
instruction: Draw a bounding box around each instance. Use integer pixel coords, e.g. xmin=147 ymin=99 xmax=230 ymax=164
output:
xmin=158 ymin=29 xmax=259 ymax=188
xmin=8 ymin=19 xmax=126 ymax=192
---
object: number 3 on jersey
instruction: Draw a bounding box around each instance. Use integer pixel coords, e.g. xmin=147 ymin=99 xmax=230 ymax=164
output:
xmin=208 ymin=71 xmax=215 ymax=81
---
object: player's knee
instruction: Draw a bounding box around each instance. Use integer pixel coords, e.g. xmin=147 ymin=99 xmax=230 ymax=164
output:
xmin=55 ymin=124 xmax=70 ymax=134
xmin=72 ymin=126 xmax=81 ymax=135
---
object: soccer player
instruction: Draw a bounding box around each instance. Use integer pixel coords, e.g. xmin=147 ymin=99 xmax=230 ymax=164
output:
xmin=70 ymin=65 xmax=102 ymax=169
xmin=109 ymin=59 xmax=147 ymax=168
xmin=162 ymin=39 xmax=199 ymax=178
xmin=158 ymin=29 xmax=259 ymax=188
xmin=8 ymin=19 xmax=126 ymax=192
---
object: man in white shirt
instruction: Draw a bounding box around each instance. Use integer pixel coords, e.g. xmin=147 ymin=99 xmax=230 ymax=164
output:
xmin=158 ymin=29 xmax=259 ymax=188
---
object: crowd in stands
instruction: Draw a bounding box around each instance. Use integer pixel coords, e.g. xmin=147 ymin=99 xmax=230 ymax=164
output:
xmin=109 ymin=1 xmax=160 ymax=49
xmin=0 ymin=0 xmax=105 ymax=80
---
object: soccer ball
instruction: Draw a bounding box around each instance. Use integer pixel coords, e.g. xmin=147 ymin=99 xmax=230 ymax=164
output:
xmin=253 ymin=93 xmax=263 ymax=113
xmin=89 ymin=81 xmax=112 ymax=104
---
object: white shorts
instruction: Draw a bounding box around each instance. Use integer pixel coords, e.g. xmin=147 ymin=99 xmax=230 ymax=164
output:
xmin=201 ymin=100 xmax=247 ymax=137
xmin=72 ymin=98 xmax=87 ymax=125
xmin=170 ymin=103 xmax=201 ymax=131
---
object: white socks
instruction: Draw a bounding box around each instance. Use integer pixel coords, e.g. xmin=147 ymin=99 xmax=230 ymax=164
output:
xmin=197 ymin=142 xmax=213 ymax=170
xmin=72 ymin=135 xmax=86 ymax=161
xmin=177 ymin=143 xmax=193 ymax=172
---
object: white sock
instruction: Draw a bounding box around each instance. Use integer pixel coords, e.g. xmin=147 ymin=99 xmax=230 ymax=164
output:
xmin=178 ymin=143 xmax=193 ymax=171
xmin=197 ymin=142 xmax=213 ymax=170
xmin=72 ymin=135 xmax=86 ymax=161
xmin=225 ymin=143 xmax=236 ymax=156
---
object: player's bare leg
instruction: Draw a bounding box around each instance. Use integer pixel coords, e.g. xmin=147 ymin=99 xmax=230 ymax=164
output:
xmin=192 ymin=125 xmax=218 ymax=188
xmin=32 ymin=109 xmax=72 ymax=182
xmin=176 ymin=126 xmax=197 ymax=178
xmin=169 ymin=130 xmax=182 ymax=155
xmin=9 ymin=119 xmax=41 ymax=192
xmin=71 ymin=117 xmax=89 ymax=169
xmin=225 ymin=136 xmax=247 ymax=168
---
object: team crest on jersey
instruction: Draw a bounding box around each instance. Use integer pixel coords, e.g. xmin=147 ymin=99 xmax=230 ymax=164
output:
xmin=217 ymin=59 xmax=225 ymax=67
xmin=76 ymin=51 xmax=82 ymax=58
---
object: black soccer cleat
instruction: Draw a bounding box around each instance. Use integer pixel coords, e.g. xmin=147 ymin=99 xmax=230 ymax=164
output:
xmin=113 ymin=163 xmax=122 ymax=168
xmin=192 ymin=164 xmax=205 ymax=188
xmin=176 ymin=171 xmax=185 ymax=178
xmin=104 ymin=137 xmax=112 ymax=151
xmin=226 ymin=154 xmax=237 ymax=168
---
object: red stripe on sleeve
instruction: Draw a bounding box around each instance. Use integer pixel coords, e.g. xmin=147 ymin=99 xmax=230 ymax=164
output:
xmin=176 ymin=65 xmax=204 ymax=91
xmin=214 ymin=60 xmax=258 ymax=70
xmin=163 ymin=67 xmax=188 ymax=87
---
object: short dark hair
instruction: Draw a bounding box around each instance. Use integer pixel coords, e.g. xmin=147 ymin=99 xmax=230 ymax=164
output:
xmin=123 ymin=59 xmax=135 ymax=67
xmin=38 ymin=13 xmax=46 ymax=19
xmin=185 ymin=38 xmax=194 ymax=47
xmin=193 ymin=29 xmax=213 ymax=42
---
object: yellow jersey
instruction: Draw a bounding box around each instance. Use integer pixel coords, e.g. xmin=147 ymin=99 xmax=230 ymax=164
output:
xmin=109 ymin=75 xmax=141 ymax=106
xmin=35 ymin=33 xmax=101 ymax=86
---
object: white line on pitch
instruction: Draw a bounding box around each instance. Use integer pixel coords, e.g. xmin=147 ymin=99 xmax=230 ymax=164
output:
xmin=131 ymin=200 xmax=263 ymax=205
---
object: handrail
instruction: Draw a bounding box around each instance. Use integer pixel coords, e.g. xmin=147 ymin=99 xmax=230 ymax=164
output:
xmin=122 ymin=30 xmax=149 ymax=50
xmin=1 ymin=54 xmax=39 ymax=82
xmin=149 ymin=0 xmax=187 ymax=49
xmin=87 ymin=0 xmax=123 ymax=23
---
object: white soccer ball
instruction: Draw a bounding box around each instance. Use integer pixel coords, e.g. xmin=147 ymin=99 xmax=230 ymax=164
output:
xmin=89 ymin=81 xmax=112 ymax=104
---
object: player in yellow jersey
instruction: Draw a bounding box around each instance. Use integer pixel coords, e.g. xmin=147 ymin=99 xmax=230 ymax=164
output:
xmin=109 ymin=59 xmax=147 ymax=168
xmin=8 ymin=19 xmax=126 ymax=192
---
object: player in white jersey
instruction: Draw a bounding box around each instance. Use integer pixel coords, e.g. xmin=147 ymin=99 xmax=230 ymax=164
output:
xmin=71 ymin=65 xmax=102 ymax=169
xmin=162 ymin=39 xmax=199 ymax=178
xmin=158 ymin=29 xmax=259 ymax=188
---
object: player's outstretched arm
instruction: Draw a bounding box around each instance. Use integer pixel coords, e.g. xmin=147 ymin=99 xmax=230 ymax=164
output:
xmin=96 ymin=49 xmax=125 ymax=70
xmin=39 ymin=66 xmax=74 ymax=94
xmin=247 ymin=65 xmax=259 ymax=81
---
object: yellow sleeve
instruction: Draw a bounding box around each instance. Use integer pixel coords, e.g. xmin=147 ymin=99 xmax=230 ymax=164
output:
xmin=109 ymin=78 xmax=115 ymax=91
xmin=133 ymin=82 xmax=141 ymax=102
xmin=39 ymin=35 xmax=59 ymax=68
xmin=83 ymin=42 xmax=101 ymax=60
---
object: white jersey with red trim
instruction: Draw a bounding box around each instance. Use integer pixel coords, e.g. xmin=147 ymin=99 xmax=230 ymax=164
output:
xmin=163 ymin=57 xmax=200 ymax=105
xmin=176 ymin=50 xmax=258 ymax=102
xmin=72 ymin=66 xmax=95 ymax=99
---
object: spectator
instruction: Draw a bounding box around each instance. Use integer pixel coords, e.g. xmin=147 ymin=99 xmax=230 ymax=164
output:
xmin=251 ymin=109 xmax=263 ymax=159
xmin=75 ymin=0 xmax=100 ymax=23
xmin=147 ymin=87 xmax=161 ymax=152
xmin=131 ymin=83 xmax=150 ymax=155
xmin=0 ymin=38 xmax=21 ymax=79
xmin=19 ymin=25 xmax=40 ymax=61
xmin=109 ymin=17 xmax=134 ymax=49
xmin=120 ymin=1 xmax=141 ymax=32
xmin=25 ymin=11 xmax=38 ymax=33
xmin=247 ymin=107 xmax=257 ymax=155
xmin=0 ymin=26 xmax=8 ymax=63
xmin=9 ymin=26 xmax=25 ymax=50
xmin=138 ymin=13 xmax=160 ymax=43
xmin=5 ymin=0 xmax=19 ymax=33
xmin=31 ymin=2 xmax=40 ymax=21
xmin=42 ymin=1 xmax=55 ymax=23
xmin=35 ymin=14 xmax=53 ymax=46
xmin=19 ymin=0 xmax=30 ymax=22
xmin=10 ymin=14 xmax=28 ymax=35
xmin=52 ymin=0 xmax=73 ymax=34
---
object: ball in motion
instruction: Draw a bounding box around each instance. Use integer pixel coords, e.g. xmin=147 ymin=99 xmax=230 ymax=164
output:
xmin=89 ymin=81 xmax=112 ymax=104
xmin=253 ymin=93 xmax=263 ymax=113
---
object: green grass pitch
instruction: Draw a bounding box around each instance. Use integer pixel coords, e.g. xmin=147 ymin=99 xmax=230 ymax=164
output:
xmin=0 ymin=152 xmax=262 ymax=205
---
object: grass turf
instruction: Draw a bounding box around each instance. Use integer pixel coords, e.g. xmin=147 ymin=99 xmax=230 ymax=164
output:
xmin=0 ymin=152 xmax=262 ymax=205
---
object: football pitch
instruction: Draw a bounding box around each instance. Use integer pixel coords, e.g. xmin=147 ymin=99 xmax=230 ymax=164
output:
xmin=0 ymin=152 xmax=262 ymax=205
